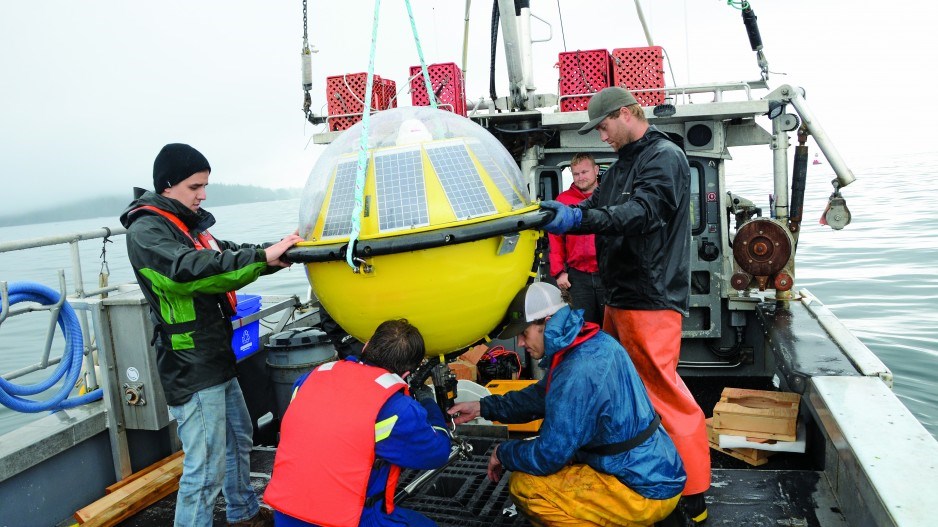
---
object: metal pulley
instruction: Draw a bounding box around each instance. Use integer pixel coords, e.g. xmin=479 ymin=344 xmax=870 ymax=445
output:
xmin=820 ymin=190 xmax=852 ymax=230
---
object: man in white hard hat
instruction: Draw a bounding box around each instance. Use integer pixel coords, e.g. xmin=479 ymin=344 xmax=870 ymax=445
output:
xmin=449 ymin=282 xmax=685 ymax=526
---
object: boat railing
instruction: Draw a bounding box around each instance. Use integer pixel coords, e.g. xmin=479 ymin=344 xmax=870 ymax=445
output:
xmin=555 ymin=79 xmax=767 ymax=111
xmin=0 ymin=226 xmax=128 ymax=390
xmin=0 ymin=226 xmax=306 ymax=399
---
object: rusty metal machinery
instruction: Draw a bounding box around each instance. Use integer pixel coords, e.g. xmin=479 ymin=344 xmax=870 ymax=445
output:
xmin=731 ymin=217 xmax=795 ymax=292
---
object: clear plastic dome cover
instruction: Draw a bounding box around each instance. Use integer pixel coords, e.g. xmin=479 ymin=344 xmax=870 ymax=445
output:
xmin=299 ymin=106 xmax=529 ymax=239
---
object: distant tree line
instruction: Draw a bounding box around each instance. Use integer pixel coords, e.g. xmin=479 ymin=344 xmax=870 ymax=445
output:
xmin=0 ymin=184 xmax=301 ymax=227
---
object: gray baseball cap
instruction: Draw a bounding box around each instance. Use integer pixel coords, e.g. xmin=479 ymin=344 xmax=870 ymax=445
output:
xmin=577 ymin=87 xmax=638 ymax=135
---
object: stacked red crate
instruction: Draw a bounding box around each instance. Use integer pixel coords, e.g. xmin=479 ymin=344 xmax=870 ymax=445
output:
xmin=326 ymin=72 xmax=396 ymax=132
xmin=611 ymin=46 xmax=666 ymax=106
xmin=377 ymin=78 xmax=398 ymax=111
xmin=558 ymin=49 xmax=612 ymax=112
xmin=409 ymin=63 xmax=466 ymax=116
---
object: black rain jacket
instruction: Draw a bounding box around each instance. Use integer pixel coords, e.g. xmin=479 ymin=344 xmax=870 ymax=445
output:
xmin=120 ymin=191 xmax=271 ymax=405
xmin=573 ymin=126 xmax=691 ymax=314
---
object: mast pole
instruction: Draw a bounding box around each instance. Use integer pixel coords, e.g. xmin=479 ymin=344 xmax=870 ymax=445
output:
xmin=496 ymin=0 xmax=529 ymax=109
xmin=462 ymin=0 xmax=471 ymax=84
xmin=633 ymin=0 xmax=655 ymax=46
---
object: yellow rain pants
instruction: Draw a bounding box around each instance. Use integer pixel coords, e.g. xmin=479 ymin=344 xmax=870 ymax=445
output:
xmin=509 ymin=464 xmax=680 ymax=526
xmin=603 ymin=307 xmax=711 ymax=495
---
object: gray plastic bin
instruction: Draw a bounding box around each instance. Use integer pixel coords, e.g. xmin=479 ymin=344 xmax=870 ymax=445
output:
xmin=266 ymin=327 xmax=336 ymax=419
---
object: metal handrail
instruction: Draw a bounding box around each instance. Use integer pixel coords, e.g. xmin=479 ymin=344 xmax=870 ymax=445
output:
xmin=0 ymin=226 xmax=308 ymax=392
xmin=0 ymin=227 xmax=127 ymax=253
xmin=1 ymin=226 xmax=127 ymax=388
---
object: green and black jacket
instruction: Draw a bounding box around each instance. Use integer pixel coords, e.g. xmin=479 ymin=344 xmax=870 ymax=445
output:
xmin=120 ymin=191 xmax=272 ymax=405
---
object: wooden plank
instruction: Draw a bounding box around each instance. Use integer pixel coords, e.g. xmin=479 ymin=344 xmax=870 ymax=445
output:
xmin=447 ymin=359 xmax=478 ymax=382
xmin=706 ymin=418 xmax=773 ymax=466
xmin=720 ymin=387 xmax=800 ymax=406
xmin=709 ymin=440 xmax=772 ymax=466
xmin=75 ymin=455 xmax=183 ymax=523
xmin=459 ymin=344 xmax=489 ymax=365
xmin=105 ymin=450 xmax=184 ymax=494
xmin=79 ymin=470 xmax=181 ymax=527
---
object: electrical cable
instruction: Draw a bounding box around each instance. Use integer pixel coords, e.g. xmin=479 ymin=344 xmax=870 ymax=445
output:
xmin=489 ymin=0 xmax=499 ymax=106
xmin=556 ymin=0 xmax=567 ymax=51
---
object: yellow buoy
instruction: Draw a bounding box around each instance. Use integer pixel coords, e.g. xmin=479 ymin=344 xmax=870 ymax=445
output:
xmin=291 ymin=107 xmax=548 ymax=356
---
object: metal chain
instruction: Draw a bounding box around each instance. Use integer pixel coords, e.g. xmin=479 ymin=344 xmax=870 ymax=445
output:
xmin=302 ymin=0 xmax=309 ymax=48
xmin=302 ymin=0 xmax=312 ymax=119
xmin=98 ymin=227 xmax=112 ymax=298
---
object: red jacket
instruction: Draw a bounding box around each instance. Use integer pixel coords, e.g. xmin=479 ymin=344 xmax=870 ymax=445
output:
xmin=264 ymin=360 xmax=408 ymax=526
xmin=548 ymin=184 xmax=599 ymax=277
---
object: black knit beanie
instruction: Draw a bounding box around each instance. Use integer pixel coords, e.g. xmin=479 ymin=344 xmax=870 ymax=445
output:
xmin=153 ymin=143 xmax=211 ymax=193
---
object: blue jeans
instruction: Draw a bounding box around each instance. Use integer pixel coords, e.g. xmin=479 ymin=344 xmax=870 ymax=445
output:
xmin=168 ymin=378 xmax=259 ymax=526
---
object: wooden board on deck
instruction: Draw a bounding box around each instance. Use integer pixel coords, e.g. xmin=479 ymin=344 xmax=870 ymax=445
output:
xmin=75 ymin=453 xmax=184 ymax=525
xmin=105 ymin=450 xmax=184 ymax=494
xmin=706 ymin=418 xmax=773 ymax=466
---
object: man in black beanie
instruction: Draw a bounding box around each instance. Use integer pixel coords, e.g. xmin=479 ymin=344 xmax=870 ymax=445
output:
xmin=120 ymin=143 xmax=302 ymax=527
xmin=152 ymin=142 xmax=213 ymax=194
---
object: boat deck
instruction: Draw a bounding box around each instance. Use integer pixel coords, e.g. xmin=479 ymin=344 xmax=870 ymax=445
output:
xmin=120 ymin=437 xmax=846 ymax=527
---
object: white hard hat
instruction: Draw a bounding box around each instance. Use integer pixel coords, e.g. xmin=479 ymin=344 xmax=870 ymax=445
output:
xmin=497 ymin=282 xmax=567 ymax=339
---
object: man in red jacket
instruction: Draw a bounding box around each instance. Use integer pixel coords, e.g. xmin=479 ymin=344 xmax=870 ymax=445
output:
xmin=548 ymin=153 xmax=606 ymax=324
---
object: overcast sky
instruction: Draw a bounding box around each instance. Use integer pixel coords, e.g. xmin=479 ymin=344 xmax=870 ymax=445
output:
xmin=2 ymin=1 xmax=935 ymax=215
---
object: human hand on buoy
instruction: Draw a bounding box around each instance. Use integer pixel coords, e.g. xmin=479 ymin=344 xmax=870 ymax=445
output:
xmin=265 ymin=233 xmax=304 ymax=267
xmin=540 ymin=200 xmax=582 ymax=234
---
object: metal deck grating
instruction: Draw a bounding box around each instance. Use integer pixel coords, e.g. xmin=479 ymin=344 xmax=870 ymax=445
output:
xmin=118 ymin=412 xmax=845 ymax=526
xmin=397 ymin=436 xmax=528 ymax=526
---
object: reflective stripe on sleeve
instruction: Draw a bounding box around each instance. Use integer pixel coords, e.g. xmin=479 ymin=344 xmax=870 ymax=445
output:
xmin=375 ymin=415 xmax=399 ymax=442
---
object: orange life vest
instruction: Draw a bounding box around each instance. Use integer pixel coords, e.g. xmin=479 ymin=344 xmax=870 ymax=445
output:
xmin=132 ymin=205 xmax=238 ymax=312
xmin=264 ymin=360 xmax=409 ymax=526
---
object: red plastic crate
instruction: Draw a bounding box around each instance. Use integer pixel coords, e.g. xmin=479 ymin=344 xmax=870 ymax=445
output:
xmin=409 ymin=63 xmax=466 ymax=116
xmin=377 ymin=78 xmax=398 ymax=111
xmin=327 ymin=72 xmax=373 ymax=115
xmin=611 ymin=46 xmax=666 ymax=106
xmin=326 ymin=73 xmax=398 ymax=131
xmin=558 ymin=49 xmax=611 ymax=112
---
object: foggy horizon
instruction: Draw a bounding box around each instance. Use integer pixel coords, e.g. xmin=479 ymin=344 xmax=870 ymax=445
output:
xmin=2 ymin=1 xmax=934 ymax=216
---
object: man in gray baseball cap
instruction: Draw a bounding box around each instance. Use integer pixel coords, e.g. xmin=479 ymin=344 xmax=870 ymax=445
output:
xmin=539 ymin=85 xmax=711 ymax=524
xmin=577 ymin=86 xmax=638 ymax=135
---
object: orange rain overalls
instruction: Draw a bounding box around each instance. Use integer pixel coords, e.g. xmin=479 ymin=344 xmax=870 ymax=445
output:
xmin=603 ymin=307 xmax=711 ymax=495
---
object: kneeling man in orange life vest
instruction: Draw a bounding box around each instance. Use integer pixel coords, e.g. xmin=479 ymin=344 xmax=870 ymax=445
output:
xmin=264 ymin=319 xmax=452 ymax=527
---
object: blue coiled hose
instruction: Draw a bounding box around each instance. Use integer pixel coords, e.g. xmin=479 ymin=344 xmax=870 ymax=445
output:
xmin=0 ymin=282 xmax=103 ymax=412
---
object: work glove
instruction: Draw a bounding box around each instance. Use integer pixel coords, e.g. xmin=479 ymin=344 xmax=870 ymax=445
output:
xmin=413 ymin=385 xmax=436 ymax=404
xmin=540 ymin=200 xmax=582 ymax=234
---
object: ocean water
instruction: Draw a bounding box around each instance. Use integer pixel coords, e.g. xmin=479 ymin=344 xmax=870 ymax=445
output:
xmin=1 ymin=152 xmax=936 ymax=441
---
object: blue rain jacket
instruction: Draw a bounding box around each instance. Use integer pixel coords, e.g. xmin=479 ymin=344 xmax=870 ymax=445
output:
xmin=481 ymin=306 xmax=686 ymax=499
